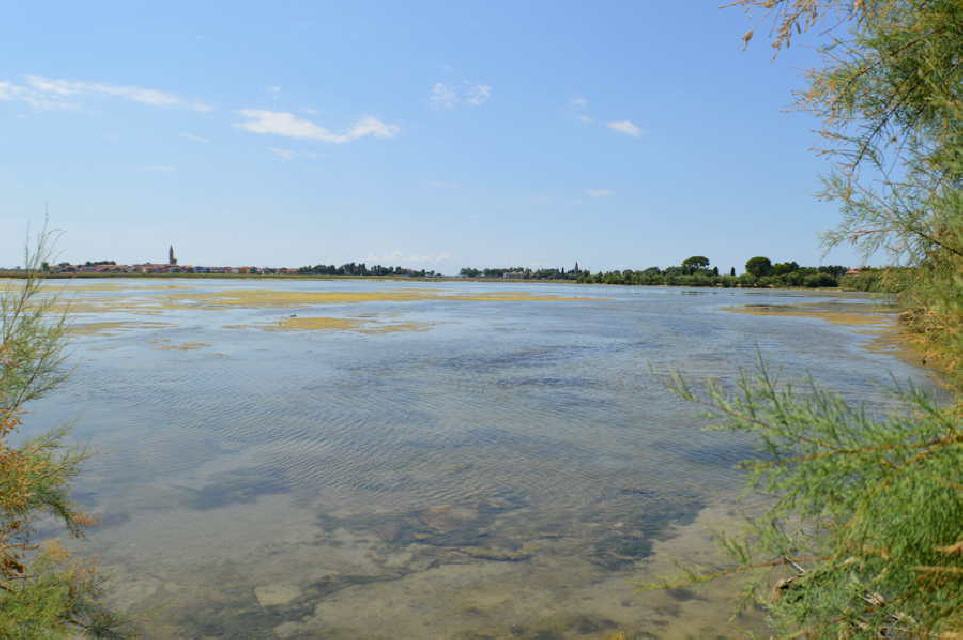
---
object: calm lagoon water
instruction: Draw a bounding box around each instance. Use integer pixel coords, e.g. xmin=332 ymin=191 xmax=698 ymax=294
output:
xmin=22 ymin=279 xmax=929 ymax=638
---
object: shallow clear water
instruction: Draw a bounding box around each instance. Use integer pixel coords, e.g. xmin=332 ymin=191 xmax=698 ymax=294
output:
xmin=21 ymin=279 xmax=928 ymax=638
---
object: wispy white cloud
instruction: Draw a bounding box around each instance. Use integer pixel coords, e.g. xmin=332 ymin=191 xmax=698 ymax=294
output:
xmin=235 ymin=110 xmax=399 ymax=144
xmin=364 ymin=250 xmax=452 ymax=266
xmin=570 ymin=96 xmax=588 ymax=110
xmin=464 ymin=83 xmax=492 ymax=106
xmin=569 ymin=96 xmax=594 ymax=123
xmin=585 ymin=188 xmax=614 ymax=198
xmin=139 ymin=164 xmax=176 ymax=173
xmin=0 ymin=75 xmax=213 ymax=112
xmin=570 ymin=97 xmax=644 ymax=134
xmin=430 ymin=81 xmax=492 ymax=110
xmin=269 ymin=147 xmax=297 ymax=160
xmin=430 ymin=83 xmax=458 ymax=110
xmin=606 ymin=119 xmax=641 ymax=137
xmin=0 ymin=79 xmax=75 ymax=110
xmin=268 ymin=147 xmax=319 ymax=161
xmin=179 ymin=132 xmax=209 ymax=143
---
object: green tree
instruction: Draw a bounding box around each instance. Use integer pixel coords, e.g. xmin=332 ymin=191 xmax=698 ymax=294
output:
xmin=771 ymin=261 xmax=799 ymax=276
xmin=0 ymin=235 xmax=124 ymax=638
xmin=745 ymin=256 xmax=773 ymax=277
xmin=681 ymin=255 xmax=711 ymax=272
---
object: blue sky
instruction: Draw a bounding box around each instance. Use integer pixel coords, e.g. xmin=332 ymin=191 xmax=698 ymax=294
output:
xmin=0 ymin=1 xmax=862 ymax=273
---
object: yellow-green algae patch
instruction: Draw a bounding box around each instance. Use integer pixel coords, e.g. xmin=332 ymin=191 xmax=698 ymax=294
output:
xmin=264 ymin=316 xmax=432 ymax=333
xmin=728 ymin=301 xmax=897 ymax=327
xmin=54 ymin=282 xmax=188 ymax=293
xmin=447 ymin=291 xmax=591 ymax=302
xmin=360 ymin=321 xmax=432 ymax=334
xmin=866 ymin=327 xmax=954 ymax=387
xmin=731 ymin=301 xmax=950 ymax=385
xmin=153 ymin=341 xmax=210 ymax=351
xmin=50 ymin=298 xmax=169 ymax=315
xmin=68 ymin=321 xmax=175 ymax=335
xmin=158 ymin=288 xmax=592 ymax=310
xmin=269 ymin=316 xmax=366 ymax=331
xmin=39 ymin=287 xmax=592 ymax=316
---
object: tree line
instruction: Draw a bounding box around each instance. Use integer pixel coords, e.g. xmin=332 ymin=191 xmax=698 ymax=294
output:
xmin=461 ymin=256 xmax=855 ymax=288
xmin=297 ymin=263 xmax=440 ymax=278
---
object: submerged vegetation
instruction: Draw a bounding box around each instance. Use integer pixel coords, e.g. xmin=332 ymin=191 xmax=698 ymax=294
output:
xmin=663 ymin=0 xmax=962 ymax=637
xmin=0 ymin=239 xmax=123 ymax=638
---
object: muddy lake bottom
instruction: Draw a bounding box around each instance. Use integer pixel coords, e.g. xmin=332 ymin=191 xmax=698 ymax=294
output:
xmin=17 ymin=279 xmax=930 ymax=638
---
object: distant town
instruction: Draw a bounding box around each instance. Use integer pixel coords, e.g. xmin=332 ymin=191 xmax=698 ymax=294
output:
xmin=6 ymin=246 xmax=445 ymax=278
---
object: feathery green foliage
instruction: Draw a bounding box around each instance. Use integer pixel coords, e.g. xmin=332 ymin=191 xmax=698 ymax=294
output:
xmin=667 ymin=363 xmax=962 ymax=637
xmin=0 ymin=233 xmax=125 ymax=638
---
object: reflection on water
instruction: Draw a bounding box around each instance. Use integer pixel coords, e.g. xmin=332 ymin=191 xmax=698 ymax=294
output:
xmin=20 ymin=279 xmax=928 ymax=638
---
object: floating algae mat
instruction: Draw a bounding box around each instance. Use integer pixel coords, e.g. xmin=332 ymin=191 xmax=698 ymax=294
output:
xmin=53 ymin=282 xmax=188 ymax=293
xmin=152 ymin=340 xmax=211 ymax=351
xmin=168 ymin=288 xmax=592 ymax=309
xmin=728 ymin=300 xmax=898 ymax=327
xmin=360 ymin=321 xmax=432 ymax=333
xmin=265 ymin=315 xmax=433 ymax=333
xmin=46 ymin=286 xmax=592 ymax=315
xmin=69 ymin=321 xmax=175 ymax=335
xmin=269 ymin=316 xmax=366 ymax=331
xmin=51 ymin=297 xmax=172 ymax=315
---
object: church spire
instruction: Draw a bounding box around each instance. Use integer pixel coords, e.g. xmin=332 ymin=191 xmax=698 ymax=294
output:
xmin=168 ymin=245 xmax=177 ymax=266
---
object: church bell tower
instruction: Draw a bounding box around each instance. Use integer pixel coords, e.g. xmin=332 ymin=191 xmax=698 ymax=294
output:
xmin=169 ymin=245 xmax=177 ymax=266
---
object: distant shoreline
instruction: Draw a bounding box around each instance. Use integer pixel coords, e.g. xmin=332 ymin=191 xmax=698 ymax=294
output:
xmin=0 ymin=270 xmax=452 ymax=282
xmin=0 ymin=270 xmax=896 ymax=296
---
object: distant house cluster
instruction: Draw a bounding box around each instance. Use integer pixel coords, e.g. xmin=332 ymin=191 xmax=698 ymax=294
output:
xmin=34 ymin=246 xmax=305 ymax=275
xmin=459 ymin=264 xmax=585 ymax=280
xmin=46 ymin=263 xmax=303 ymax=275
xmin=4 ymin=246 xmax=442 ymax=278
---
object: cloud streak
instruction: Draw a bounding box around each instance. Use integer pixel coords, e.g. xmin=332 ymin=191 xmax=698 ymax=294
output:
xmin=585 ymin=188 xmax=614 ymax=198
xmin=235 ymin=110 xmax=399 ymax=144
xmin=606 ymin=119 xmax=641 ymax=137
xmin=0 ymin=75 xmax=212 ymax=111
xmin=430 ymin=81 xmax=492 ymax=110
xmin=570 ymin=96 xmax=593 ymax=123
xmin=269 ymin=147 xmax=297 ymax=160
xmin=570 ymin=97 xmax=642 ymax=136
